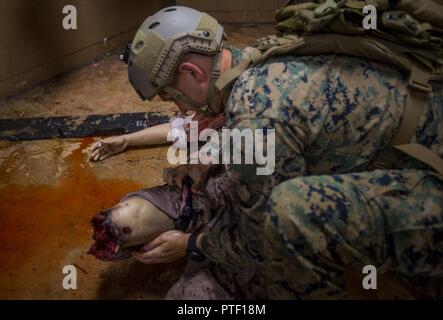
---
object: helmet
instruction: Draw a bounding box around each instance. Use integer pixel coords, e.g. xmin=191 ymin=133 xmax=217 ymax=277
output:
xmin=128 ymin=6 xmax=225 ymax=114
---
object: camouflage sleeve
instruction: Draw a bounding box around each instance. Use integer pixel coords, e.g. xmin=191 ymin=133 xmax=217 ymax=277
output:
xmin=199 ymin=116 xmax=308 ymax=271
xmin=226 ymin=117 xmax=308 ymax=206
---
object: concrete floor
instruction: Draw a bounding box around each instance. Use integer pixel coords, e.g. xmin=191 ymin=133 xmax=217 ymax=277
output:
xmin=0 ymin=24 xmax=419 ymax=299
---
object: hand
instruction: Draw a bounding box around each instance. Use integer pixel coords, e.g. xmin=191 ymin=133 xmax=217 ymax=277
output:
xmin=163 ymin=164 xmax=211 ymax=192
xmin=132 ymin=230 xmax=190 ymax=264
xmin=87 ymin=136 xmax=128 ymax=162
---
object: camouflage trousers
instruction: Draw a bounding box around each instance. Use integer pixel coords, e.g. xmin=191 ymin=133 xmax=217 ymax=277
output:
xmin=265 ymin=169 xmax=443 ymax=299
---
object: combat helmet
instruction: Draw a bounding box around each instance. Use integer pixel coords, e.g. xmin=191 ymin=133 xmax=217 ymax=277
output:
xmin=127 ymin=6 xmax=225 ymax=114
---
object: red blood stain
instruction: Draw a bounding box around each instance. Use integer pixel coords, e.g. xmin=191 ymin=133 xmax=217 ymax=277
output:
xmin=0 ymin=138 xmax=142 ymax=295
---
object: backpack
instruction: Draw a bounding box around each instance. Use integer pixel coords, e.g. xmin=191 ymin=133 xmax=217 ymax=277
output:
xmin=216 ymin=0 xmax=443 ymax=177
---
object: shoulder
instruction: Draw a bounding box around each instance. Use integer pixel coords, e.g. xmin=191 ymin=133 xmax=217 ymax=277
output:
xmin=234 ymin=54 xmax=405 ymax=89
xmin=227 ymin=55 xmax=407 ymax=120
xmin=226 ymin=55 xmax=333 ymax=121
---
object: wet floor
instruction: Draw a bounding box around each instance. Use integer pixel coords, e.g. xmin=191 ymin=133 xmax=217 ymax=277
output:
xmin=0 ymin=138 xmax=183 ymax=299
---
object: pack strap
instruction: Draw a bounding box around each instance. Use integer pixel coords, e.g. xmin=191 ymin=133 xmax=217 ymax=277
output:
xmin=391 ymin=64 xmax=431 ymax=145
xmin=215 ymin=36 xmax=306 ymax=94
xmin=215 ymin=47 xmax=262 ymax=93
xmin=393 ymin=144 xmax=443 ymax=178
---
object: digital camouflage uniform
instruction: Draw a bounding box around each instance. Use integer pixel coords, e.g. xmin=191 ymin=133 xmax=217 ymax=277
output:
xmin=199 ymin=52 xmax=443 ymax=298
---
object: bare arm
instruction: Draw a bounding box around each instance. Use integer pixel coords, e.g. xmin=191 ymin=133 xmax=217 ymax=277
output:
xmin=124 ymin=122 xmax=171 ymax=146
xmin=88 ymin=122 xmax=172 ymax=161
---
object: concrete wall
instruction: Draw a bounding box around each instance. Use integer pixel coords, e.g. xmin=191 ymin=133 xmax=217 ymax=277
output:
xmin=0 ymin=0 xmax=166 ymax=100
xmin=0 ymin=0 xmax=284 ymax=101
xmin=177 ymin=0 xmax=287 ymax=23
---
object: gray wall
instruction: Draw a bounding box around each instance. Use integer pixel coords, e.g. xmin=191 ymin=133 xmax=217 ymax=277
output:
xmin=0 ymin=0 xmax=285 ymax=100
xmin=177 ymin=0 xmax=287 ymax=23
xmin=0 ymin=0 xmax=166 ymax=100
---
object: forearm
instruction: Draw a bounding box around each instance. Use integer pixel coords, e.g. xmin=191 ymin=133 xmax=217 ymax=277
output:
xmin=124 ymin=122 xmax=171 ymax=147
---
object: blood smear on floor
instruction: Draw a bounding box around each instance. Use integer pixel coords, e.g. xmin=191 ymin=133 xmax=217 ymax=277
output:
xmin=0 ymin=138 xmax=142 ymax=298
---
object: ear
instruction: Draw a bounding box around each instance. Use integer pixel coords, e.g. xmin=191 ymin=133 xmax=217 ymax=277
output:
xmin=177 ymin=62 xmax=205 ymax=83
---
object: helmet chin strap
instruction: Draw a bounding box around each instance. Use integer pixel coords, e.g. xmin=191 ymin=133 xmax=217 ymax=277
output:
xmin=162 ymin=44 xmax=224 ymax=116
xmin=162 ymin=86 xmax=215 ymax=116
xmin=204 ymin=44 xmax=223 ymax=113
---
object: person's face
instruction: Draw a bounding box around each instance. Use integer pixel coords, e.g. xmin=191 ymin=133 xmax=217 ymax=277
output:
xmin=157 ymin=90 xmax=193 ymax=114
xmin=156 ymin=50 xmax=230 ymax=115
xmin=157 ymin=59 xmax=211 ymax=114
